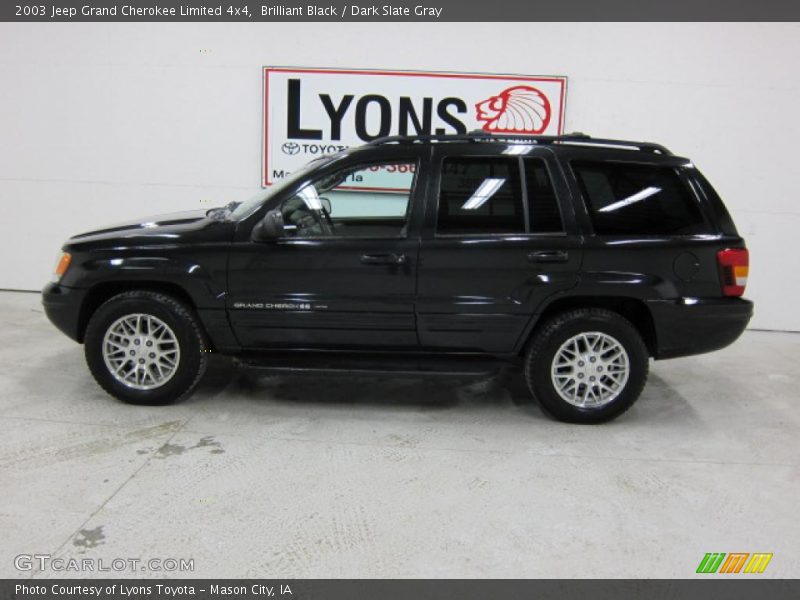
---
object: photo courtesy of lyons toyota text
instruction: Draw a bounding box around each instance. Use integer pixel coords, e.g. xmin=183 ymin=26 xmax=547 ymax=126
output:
xmin=0 ymin=2 xmax=798 ymax=596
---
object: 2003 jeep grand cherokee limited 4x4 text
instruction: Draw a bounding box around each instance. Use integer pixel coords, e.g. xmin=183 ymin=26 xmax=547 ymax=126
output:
xmin=42 ymin=132 xmax=753 ymax=423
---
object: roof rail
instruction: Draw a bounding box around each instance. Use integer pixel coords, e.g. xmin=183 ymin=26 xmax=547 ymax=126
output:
xmin=364 ymin=131 xmax=672 ymax=155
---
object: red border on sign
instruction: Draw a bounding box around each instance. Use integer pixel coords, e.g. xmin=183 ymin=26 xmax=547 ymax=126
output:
xmin=262 ymin=67 xmax=568 ymax=187
xmin=336 ymin=186 xmax=411 ymax=193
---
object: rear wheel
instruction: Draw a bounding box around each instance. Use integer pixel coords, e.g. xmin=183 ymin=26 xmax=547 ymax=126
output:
xmin=524 ymin=308 xmax=649 ymax=423
xmin=84 ymin=291 xmax=208 ymax=404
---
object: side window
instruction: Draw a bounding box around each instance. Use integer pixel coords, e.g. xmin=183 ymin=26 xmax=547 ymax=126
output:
xmin=524 ymin=158 xmax=564 ymax=233
xmin=572 ymin=161 xmax=708 ymax=235
xmin=280 ymin=161 xmax=416 ymax=238
xmin=437 ymin=157 xmax=525 ymax=235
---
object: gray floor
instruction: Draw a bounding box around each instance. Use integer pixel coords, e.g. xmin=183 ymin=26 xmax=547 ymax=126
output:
xmin=0 ymin=290 xmax=798 ymax=579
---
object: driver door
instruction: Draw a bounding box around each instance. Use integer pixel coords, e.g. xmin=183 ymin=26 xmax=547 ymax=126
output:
xmin=227 ymin=148 xmax=428 ymax=350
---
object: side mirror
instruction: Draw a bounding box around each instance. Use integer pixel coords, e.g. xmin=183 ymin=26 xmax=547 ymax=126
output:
xmin=251 ymin=208 xmax=285 ymax=242
xmin=319 ymin=197 xmax=332 ymax=215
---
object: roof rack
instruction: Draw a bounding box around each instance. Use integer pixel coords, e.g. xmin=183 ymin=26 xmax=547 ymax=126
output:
xmin=364 ymin=131 xmax=672 ymax=155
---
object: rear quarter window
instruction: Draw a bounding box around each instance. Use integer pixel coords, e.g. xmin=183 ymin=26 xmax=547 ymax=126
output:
xmin=571 ymin=161 xmax=709 ymax=235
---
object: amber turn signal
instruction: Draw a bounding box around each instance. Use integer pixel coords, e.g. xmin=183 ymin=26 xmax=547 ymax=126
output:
xmin=52 ymin=252 xmax=72 ymax=282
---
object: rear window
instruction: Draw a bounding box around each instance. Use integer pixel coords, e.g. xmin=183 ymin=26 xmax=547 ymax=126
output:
xmin=436 ymin=157 xmax=564 ymax=235
xmin=572 ymin=161 xmax=708 ymax=235
xmin=525 ymin=158 xmax=563 ymax=234
xmin=437 ymin=157 xmax=526 ymax=235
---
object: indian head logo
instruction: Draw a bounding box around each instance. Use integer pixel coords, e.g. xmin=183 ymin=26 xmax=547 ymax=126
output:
xmin=475 ymin=85 xmax=552 ymax=134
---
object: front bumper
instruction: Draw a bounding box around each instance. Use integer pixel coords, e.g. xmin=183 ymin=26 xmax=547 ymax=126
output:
xmin=42 ymin=282 xmax=87 ymax=343
xmin=647 ymin=297 xmax=753 ymax=360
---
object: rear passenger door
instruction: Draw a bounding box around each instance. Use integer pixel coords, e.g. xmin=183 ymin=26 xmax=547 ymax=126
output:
xmin=416 ymin=145 xmax=582 ymax=353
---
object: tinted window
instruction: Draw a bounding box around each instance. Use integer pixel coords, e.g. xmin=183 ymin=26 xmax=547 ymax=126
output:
xmin=437 ymin=157 xmax=525 ymax=235
xmin=524 ymin=159 xmax=563 ymax=233
xmin=572 ymin=161 xmax=708 ymax=235
xmin=695 ymin=171 xmax=737 ymax=236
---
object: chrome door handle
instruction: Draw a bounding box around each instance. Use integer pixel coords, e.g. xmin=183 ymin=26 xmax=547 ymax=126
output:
xmin=360 ymin=253 xmax=407 ymax=265
xmin=528 ymin=250 xmax=569 ymax=263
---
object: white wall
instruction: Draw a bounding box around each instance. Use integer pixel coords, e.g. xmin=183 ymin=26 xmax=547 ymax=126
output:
xmin=1 ymin=23 xmax=798 ymax=330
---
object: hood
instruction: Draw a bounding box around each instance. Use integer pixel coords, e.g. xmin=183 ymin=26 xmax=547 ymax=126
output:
xmin=67 ymin=209 xmax=232 ymax=247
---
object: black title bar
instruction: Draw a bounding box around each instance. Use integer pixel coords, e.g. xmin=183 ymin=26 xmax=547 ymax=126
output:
xmin=3 ymin=580 xmax=800 ymax=600
xmin=2 ymin=0 xmax=800 ymax=22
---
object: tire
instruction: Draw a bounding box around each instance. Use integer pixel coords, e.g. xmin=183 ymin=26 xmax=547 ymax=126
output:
xmin=523 ymin=308 xmax=649 ymax=423
xmin=84 ymin=291 xmax=209 ymax=404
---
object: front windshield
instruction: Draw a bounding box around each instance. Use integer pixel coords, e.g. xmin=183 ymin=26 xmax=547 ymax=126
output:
xmin=228 ymin=154 xmax=343 ymax=221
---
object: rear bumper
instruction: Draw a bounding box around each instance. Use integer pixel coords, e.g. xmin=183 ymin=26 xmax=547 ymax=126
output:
xmin=42 ymin=282 xmax=86 ymax=343
xmin=647 ymin=297 xmax=753 ymax=359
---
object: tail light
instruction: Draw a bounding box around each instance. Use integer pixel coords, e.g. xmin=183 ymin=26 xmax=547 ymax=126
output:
xmin=717 ymin=248 xmax=749 ymax=297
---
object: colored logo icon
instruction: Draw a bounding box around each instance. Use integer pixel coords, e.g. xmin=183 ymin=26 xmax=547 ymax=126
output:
xmin=696 ymin=552 xmax=773 ymax=574
xmin=475 ymin=85 xmax=551 ymax=134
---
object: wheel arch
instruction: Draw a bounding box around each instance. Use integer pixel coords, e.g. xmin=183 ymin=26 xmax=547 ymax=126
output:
xmin=77 ymin=281 xmax=200 ymax=344
xmin=520 ymin=295 xmax=658 ymax=357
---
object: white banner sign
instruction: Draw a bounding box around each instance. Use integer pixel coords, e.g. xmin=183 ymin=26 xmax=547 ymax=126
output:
xmin=262 ymin=67 xmax=568 ymax=188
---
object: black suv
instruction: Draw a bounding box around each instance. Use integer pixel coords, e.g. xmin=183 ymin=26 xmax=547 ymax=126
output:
xmin=42 ymin=132 xmax=752 ymax=423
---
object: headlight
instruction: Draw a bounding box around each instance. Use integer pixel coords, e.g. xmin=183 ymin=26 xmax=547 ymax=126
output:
xmin=52 ymin=251 xmax=72 ymax=283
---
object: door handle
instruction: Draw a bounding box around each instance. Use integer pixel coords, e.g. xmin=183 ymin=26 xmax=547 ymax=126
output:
xmin=528 ymin=250 xmax=569 ymax=263
xmin=360 ymin=253 xmax=407 ymax=265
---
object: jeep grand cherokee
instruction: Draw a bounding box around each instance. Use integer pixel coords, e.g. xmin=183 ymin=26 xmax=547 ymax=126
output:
xmin=42 ymin=132 xmax=752 ymax=423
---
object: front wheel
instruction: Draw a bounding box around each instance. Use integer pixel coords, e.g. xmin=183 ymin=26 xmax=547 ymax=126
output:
xmin=524 ymin=308 xmax=649 ymax=423
xmin=84 ymin=291 xmax=209 ymax=404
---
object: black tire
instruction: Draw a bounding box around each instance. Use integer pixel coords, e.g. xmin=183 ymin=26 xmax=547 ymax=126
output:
xmin=84 ymin=291 xmax=209 ymax=404
xmin=523 ymin=308 xmax=649 ymax=423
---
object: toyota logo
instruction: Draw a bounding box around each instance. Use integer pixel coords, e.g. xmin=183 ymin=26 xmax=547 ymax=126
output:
xmin=281 ymin=142 xmax=301 ymax=155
